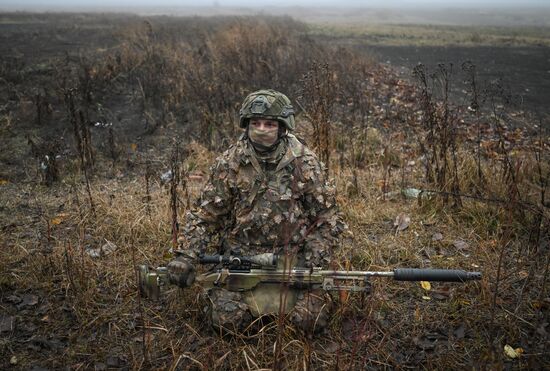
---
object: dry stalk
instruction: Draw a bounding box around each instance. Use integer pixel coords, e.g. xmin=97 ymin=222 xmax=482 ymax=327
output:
xmin=462 ymin=61 xmax=485 ymax=190
xmin=83 ymin=165 xmax=96 ymax=217
xmin=169 ymin=140 xmax=181 ymax=249
xmin=108 ymin=125 xmax=118 ymax=167
xmin=129 ymin=229 xmax=150 ymax=365
xmin=413 ymin=63 xmax=462 ymax=207
xmin=144 ymin=158 xmax=152 ymax=217
xmin=65 ymin=89 xmax=86 ymax=170
xmin=298 ymin=62 xmax=335 ymax=171
xmin=78 ymin=110 xmax=95 ymax=169
xmin=63 ymin=241 xmax=77 ymax=296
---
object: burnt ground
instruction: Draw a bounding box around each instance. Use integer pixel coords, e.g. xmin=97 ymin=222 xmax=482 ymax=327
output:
xmin=0 ymin=13 xmax=137 ymax=62
xmin=361 ymin=44 xmax=550 ymax=119
xmin=0 ymin=12 xmax=549 ymax=370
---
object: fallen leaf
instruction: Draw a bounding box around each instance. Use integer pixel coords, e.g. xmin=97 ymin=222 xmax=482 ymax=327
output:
xmin=101 ymin=241 xmax=117 ymax=254
xmin=341 ymin=318 xmax=359 ymax=340
xmin=339 ymin=290 xmax=349 ymax=304
xmin=160 ymin=170 xmax=172 ymax=184
xmin=0 ymin=316 xmax=15 ymax=333
xmin=19 ymin=322 xmax=37 ymax=333
xmin=454 ymin=324 xmax=465 ymax=339
xmin=453 ymin=240 xmax=469 ymax=250
xmin=17 ymin=294 xmax=39 ymax=309
xmin=51 ymin=217 xmax=63 ymax=225
xmin=432 ymin=232 xmax=443 ymax=241
xmin=421 ymin=213 xmax=437 ymax=226
xmin=0 ymin=179 xmax=8 ymax=185
xmin=394 ymin=213 xmax=411 ymax=232
xmin=86 ymin=240 xmax=118 ymax=258
xmin=413 ymin=336 xmax=435 ymax=350
xmin=6 ymin=295 xmax=21 ymax=304
xmin=133 ymin=332 xmax=155 ymax=343
xmin=516 ymin=347 xmax=524 ymax=356
xmin=420 ymin=281 xmax=431 ymax=291
xmin=518 ymin=271 xmax=529 ymax=279
xmin=106 ymin=355 xmax=121 ymax=367
xmin=504 ymin=344 xmax=523 ymax=359
xmin=536 ymin=322 xmax=548 ymax=337
xmin=10 ymin=356 xmax=17 ymax=365
xmin=422 ymin=295 xmax=431 ymax=300
xmin=188 ymin=174 xmax=204 ymax=181
xmin=401 ymin=188 xmax=422 ymax=198
xmin=432 ymin=286 xmax=451 ymax=300
xmin=130 ymin=143 xmax=137 ymax=151
xmin=324 ymin=341 xmax=340 ymax=353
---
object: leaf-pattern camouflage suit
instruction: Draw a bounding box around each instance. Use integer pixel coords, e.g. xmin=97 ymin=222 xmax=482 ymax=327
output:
xmin=178 ymin=90 xmax=349 ymax=333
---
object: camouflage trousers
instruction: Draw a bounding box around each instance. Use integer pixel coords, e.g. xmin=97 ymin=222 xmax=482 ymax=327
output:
xmin=206 ymin=288 xmax=332 ymax=335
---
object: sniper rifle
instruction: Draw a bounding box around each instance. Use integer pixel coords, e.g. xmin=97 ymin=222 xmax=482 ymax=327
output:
xmin=138 ymin=253 xmax=481 ymax=302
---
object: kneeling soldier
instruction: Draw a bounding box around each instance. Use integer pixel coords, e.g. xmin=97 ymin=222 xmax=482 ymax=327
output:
xmin=168 ymin=89 xmax=349 ymax=334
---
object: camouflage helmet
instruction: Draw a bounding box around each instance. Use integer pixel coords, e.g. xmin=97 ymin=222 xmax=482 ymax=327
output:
xmin=239 ymin=89 xmax=295 ymax=131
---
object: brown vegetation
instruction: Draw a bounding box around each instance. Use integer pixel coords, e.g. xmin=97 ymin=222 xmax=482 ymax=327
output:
xmin=0 ymin=13 xmax=548 ymax=369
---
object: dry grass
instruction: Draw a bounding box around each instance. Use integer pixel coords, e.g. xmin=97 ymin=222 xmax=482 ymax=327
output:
xmin=307 ymin=23 xmax=550 ymax=47
xmin=0 ymin=12 xmax=548 ymax=370
xmin=2 ymin=129 xmax=548 ymax=369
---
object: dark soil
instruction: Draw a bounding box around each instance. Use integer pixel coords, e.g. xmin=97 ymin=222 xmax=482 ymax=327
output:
xmin=0 ymin=12 xmax=548 ymax=370
xmin=365 ymin=44 xmax=550 ymax=117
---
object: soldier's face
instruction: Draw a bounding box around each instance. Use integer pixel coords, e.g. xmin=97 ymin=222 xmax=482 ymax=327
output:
xmin=249 ymin=119 xmax=279 ymax=131
xmin=248 ymin=119 xmax=280 ymax=147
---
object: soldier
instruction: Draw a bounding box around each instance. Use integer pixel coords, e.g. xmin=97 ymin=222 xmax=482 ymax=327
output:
xmin=168 ymin=89 xmax=349 ymax=334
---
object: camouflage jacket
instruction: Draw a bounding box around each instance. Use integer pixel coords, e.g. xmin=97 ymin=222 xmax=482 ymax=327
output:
xmin=179 ymin=134 xmax=348 ymax=267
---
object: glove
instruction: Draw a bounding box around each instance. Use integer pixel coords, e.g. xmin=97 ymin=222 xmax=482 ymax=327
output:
xmin=167 ymin=256 xmax=196 ymax=288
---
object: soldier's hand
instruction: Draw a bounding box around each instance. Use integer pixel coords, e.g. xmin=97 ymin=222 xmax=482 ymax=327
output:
xmin=167 ymin=256 xmax=196 ymax=288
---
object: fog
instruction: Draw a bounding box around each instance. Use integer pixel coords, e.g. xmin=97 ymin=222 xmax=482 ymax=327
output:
xmin=2 ymin=0 xmax=549 ymax=9
xmin=2 ymin=0 xmax=549 ymax=27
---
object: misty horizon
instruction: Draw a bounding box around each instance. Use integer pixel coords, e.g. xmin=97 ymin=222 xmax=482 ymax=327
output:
xmin=2 ymin=1 xmax=550 ymax=28
xmin=2 ymin=0 xmax=550 ymax=10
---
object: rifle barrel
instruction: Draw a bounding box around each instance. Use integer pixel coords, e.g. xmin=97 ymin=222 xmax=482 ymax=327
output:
xmin=197 ymin=256 xmax=482 ymax=282
xmin=320 ymin=270 xmax=394 ymax=278
xmin=393 ymin=268 xmax=481 ymax=282
xmin=320 ymin=269 xmax=481 ymax=282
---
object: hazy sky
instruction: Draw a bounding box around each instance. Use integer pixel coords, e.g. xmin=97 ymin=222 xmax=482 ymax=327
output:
xmin=2 ymin=0 xmax=549 ymax=8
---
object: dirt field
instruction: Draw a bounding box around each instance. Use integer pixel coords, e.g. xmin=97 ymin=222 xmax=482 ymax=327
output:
xmin=367 ymin=44 xmax=550 ymax=117
xmin=308 ymin=21 xmax=550 ymax=119
xmin=1 ymin=12 xmax=549 ymax=370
